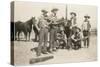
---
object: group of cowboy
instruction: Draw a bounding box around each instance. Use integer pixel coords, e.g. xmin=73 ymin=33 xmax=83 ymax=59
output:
xmin=35 ymin=8 xmax=91 ymax=56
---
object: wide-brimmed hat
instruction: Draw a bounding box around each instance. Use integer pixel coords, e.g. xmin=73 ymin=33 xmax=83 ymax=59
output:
xmin=84 ymin=15 xmax=90 ymax=19
xmin=73 ymin=26 xmax=81 ymax=32
xmin=51 ymin=8 xmax=59 ymax=12
xmin=41 ymin=9 xmax=48 ymax=13
xmin=70 ymin=12 xmax=77 ymax=16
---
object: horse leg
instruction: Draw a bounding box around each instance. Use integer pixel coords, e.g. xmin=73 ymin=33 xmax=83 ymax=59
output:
xmin=29 ymin=32 xmax=31 ymax=41
xmin=18 ymin=31 xmax=20 ymax=41
xmin=15 ymin=31 xmax=17 ymax=40
xmin=34 ymin=33 xmax=37 ymax=41
xmin=37 ymin=33 xmax=39 ymax=41
xmin=25 ymin=32 xmax=27 ymax=41
xmin=35 ymin=33 xmax=38 ymax=41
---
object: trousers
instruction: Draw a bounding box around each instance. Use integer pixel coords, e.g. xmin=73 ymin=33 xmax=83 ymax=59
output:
xmin=83 ymin=30 xmax=90 ymax=48
xmin=37 ymin=27 xmax=48 ymax=56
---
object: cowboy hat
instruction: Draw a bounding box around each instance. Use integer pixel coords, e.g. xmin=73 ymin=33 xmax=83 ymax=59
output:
xmin=51 ymin=8 xmax=59 ymax=12
xmin=70 ymin=12 xmax=77 ymax=16
xmin=41 ymin=9 xmax=48 ymax=13
xmin=84 ymin=15 xmax=90 ymax=19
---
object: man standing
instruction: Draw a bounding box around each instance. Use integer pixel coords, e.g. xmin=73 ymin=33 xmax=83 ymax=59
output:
xmin=70 ymin=12 xmax=77 ymax=27
xmin=36 ymin=9 xmax=49 ymax=56
xmin=70 ymin=12 xmax=77 ymax=34
xmin=48 ymin=8 xmax=59 ymax=53
xmin=82 ymin=15 xmax=91 ymax=48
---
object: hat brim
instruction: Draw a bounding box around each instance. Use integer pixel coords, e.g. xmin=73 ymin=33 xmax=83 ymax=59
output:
xmin=51 ymin=9 xmax=58 ymax=12
xmin=41 ymin=10 xmax=48 ymax=13
xmin=84 ymin=16 xmax=90 ymax=19
xmin=43 ymin=12 xmax=48 ymax=13
xmin=70 ymin=12 xmax=76 ymax=16
xmin=77 ymin=28 xmax=81 ymax=32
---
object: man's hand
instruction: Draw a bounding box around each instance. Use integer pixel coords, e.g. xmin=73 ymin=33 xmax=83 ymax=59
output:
xmin=70 ymin=26 xmax=72 ymax=29
xmin=37 ymin=28 xmax=40 ymax=32
xmin=74 ymin=39 xmax=77 ymax=42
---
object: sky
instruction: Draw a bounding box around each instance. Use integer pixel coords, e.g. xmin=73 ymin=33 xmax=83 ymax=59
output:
xmin=13 ymin=1 xmax=97 ymax=29
xmin=14 ymin=1 xmax=66 ymax=21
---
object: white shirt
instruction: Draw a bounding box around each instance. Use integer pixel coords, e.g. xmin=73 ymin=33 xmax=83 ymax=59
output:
xmin=82 ymin=21 xmax=91 ymax=31
xmin=71 ymin=17 xmax=77 ymax=26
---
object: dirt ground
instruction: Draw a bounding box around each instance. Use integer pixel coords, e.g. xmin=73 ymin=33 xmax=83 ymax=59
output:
xmin=13 ymin=32 xmax=97 ymax=65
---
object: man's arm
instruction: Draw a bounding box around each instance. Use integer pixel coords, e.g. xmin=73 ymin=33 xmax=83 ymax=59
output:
xmin=36 ymin=17 xmax=42 ymax=31
xmin=71 ymin=35 xmax=76 ymax=41
xmin=88 ymin=21 xmax=91 ymax=31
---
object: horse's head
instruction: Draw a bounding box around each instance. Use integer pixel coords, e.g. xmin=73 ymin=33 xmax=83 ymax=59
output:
xmin=30 ymin=17 xmax=37 ymax=25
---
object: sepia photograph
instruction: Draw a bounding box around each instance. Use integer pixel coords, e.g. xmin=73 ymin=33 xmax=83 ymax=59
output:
xmin=11 ymin=1 xmax=97 ymax=66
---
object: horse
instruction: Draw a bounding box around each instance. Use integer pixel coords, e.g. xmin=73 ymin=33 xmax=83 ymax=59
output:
xmin=64 ymin=20 xmax=72 ymax=38
xmin=15 ymin=17 xmax=36 ymax=41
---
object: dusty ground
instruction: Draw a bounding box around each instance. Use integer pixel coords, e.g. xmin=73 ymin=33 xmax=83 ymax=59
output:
xmin=13 ymin=32 xmax=97 ymax=66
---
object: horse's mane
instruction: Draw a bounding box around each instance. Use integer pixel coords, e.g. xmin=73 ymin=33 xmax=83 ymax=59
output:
xmin=25 ymin=18 xmax=33 ymax=24
xmin=24 ymin=17 xmax=35 ymax=26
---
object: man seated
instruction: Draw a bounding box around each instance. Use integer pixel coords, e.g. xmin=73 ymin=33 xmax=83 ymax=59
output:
xmin=56 ymin=30 xmax=67 ymax=49
xmin=71 ymin=27 xmax=81 ymax=50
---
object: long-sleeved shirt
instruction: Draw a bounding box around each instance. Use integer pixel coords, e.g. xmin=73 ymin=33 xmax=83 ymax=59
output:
xmin=48 ymin=13 xmax=59 ymax=29
xmin=82 ymin=20 xmax=91 ymax=31
xmin=48 ymin=13 xmax=58 ymax=24
xmin=70 ymin=17 xmax=77 ymax=27
xmin=38 ymin=14 xmax=49 ymax=28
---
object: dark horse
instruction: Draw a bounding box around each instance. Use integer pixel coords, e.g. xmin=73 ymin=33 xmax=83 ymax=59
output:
xmin=64 ymin=20 xmax=72 ymax=38
xmin=64 ymin=20 xmax=72 ymax=49
xmin=14 ymin=17 xmax=36 ymax=41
